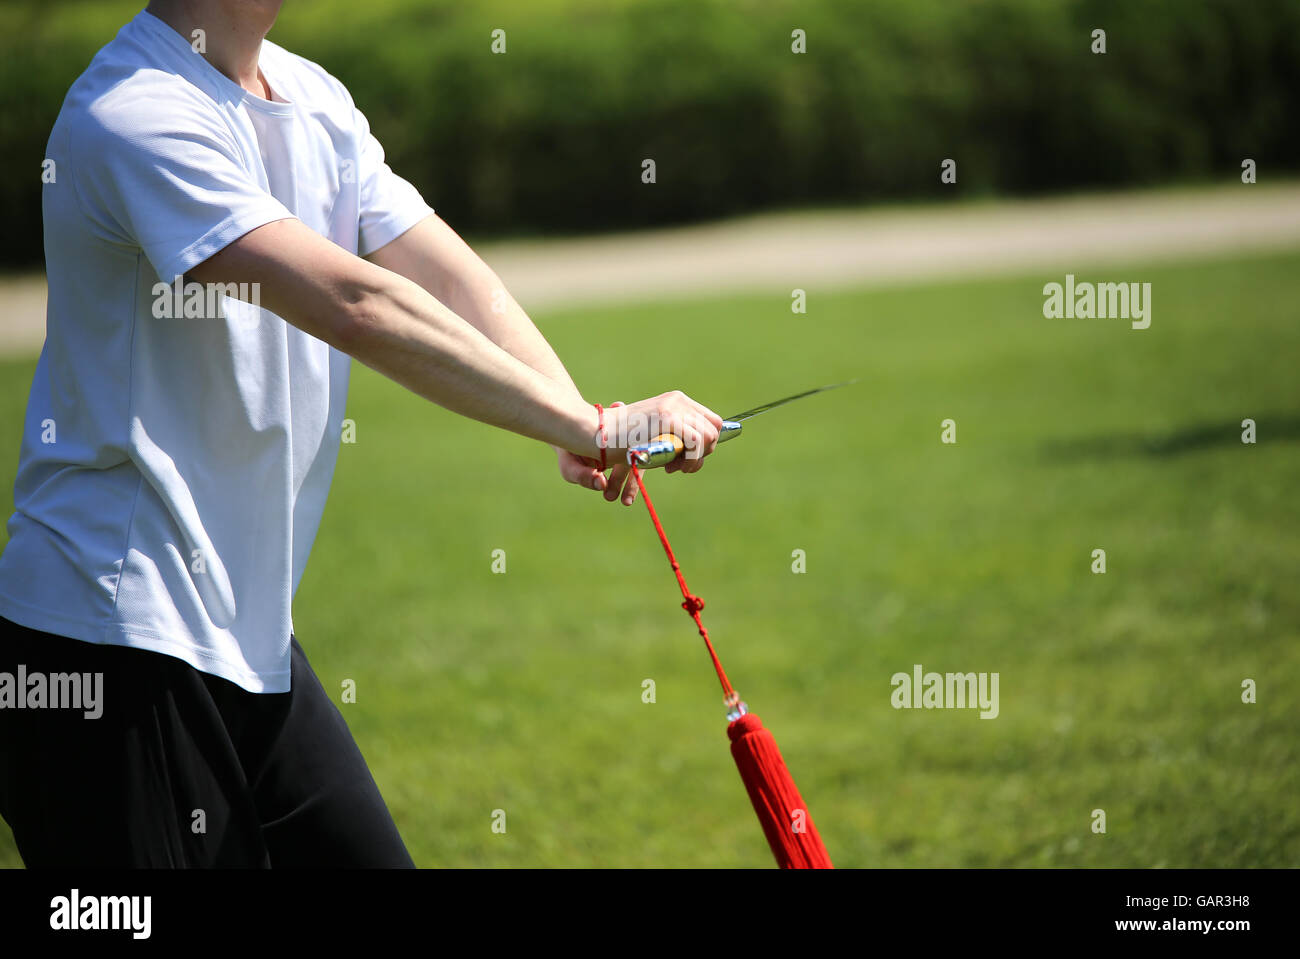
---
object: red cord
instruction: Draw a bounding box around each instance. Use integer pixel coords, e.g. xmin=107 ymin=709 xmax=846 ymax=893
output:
xmin=627 ymin=464 xmax=736 ymax=700
xmin=593 ymin=403 xmax=606 ymax=471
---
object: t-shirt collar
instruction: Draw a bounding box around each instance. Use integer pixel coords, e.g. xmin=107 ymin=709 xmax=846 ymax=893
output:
xmin=134 ymin=8 xmax=294 ymax=116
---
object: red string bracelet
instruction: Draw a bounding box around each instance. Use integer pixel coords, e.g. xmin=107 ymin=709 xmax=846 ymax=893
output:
xmin=593 ymin=403 xmax=607 ymax=471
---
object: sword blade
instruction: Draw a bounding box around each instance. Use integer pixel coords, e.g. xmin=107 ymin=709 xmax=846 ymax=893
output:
xmin=725 ymin=377 xmax=859 ymax=423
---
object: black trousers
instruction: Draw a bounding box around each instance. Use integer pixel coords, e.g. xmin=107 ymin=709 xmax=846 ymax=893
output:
xmin=0 ymin=615 xmax=414 ymax=868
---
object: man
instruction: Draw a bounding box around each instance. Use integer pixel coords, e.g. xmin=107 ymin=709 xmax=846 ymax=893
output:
xmin=0 ymin=0 xmax=721 ymax=867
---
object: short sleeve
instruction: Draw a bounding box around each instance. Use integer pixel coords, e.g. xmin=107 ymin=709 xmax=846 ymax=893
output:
xmin=353 ymin=104 xmax=435 ymax=257
xmin=70 ymin=89 xmax=295 ymax=284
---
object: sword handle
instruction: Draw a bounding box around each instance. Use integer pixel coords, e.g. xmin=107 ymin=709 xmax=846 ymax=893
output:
xmin=627 ymin=421 xmax=743 ymax=468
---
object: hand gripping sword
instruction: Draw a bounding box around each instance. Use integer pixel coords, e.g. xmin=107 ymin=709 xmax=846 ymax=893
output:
xmin=626 ymin=379 xmax=858 ymax=468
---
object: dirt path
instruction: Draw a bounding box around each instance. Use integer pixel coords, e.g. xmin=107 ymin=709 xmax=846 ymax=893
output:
xmin=4 ymin=183 xmax=1299 ymax=357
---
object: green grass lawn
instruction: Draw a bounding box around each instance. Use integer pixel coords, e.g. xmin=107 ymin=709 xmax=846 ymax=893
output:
xmin=1 ymin=249 xmax=1298 ymax=867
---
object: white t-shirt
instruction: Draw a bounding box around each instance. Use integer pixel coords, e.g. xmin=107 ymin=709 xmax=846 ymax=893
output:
xmin=0 ymin=9 xmax=434 ymax=692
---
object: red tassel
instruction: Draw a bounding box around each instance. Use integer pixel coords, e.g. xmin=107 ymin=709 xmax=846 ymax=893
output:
xmin=625 ymin=465 xmax=833 ymax=867
xmin=728 ymin=713 xmax=833 ymax=869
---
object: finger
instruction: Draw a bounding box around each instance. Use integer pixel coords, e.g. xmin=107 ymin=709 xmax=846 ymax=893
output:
xmin=679 ymin=421 xmax=705 ymax=472
xmin=558 ymin=456 xmax=581 ymax=484
xmin=675 ymin=408 xmax=717 ymax=459
xmin=576 ymin=464 xmax=605 ymax=490
xmin=692 ymin=408 xmax=720 ymax=456
xmin=619 ymin=465 xmax=639 ymax=506
xmin=605 ymin=462 xmax=627 ymax=501
xmin=692 ymin=400 xmax=725 ymax=432
xmin=561 ymin=452 xmax=606 ymax=490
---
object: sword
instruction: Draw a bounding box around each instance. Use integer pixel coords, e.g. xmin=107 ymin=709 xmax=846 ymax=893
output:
xmin=627 ymin=378 xmax=859 ymax=468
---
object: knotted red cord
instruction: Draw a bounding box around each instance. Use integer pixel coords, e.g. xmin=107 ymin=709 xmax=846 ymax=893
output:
xmin=593 ymin=403 xmax=607 ymax=471
xmin=625 ymin=460 xmax=834 ymax=869
xmin=627 ymin=464 xmax=735 ymax=700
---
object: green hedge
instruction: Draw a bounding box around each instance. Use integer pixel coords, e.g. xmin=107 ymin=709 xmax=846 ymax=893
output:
xmin=1 ymin=0 xmax=1297 ymax=265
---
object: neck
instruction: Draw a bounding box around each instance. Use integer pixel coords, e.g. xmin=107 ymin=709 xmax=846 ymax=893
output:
xmin=146 ymin=0 xmax=281 ymax=98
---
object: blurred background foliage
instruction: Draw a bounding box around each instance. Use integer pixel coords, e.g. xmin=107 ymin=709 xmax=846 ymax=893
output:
xmin=1 ymin=0 xmax=1298 ymax=266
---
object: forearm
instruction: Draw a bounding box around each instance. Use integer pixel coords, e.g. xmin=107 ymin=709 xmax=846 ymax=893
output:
xmin=188 ymin=217 xmax=597 ymax=456
xmin=442 ymin=261 xmax=580 ymax=397
xmin=441 ymin=264 xmax=591 ymax=457
xmin=342 ymin=268 xmax=597 ymax=455
xmin=366 ymin=215 xmax=583 ymax=400
xmin=185 ymin=217 xmax=708 ymax=476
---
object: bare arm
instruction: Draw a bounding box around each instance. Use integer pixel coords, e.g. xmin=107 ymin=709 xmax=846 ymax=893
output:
xmin=186 ymin=217 xmax=721 ymax=471
xmin=189 ymin=218 xmax=600 ymax=453
xmin=362 ymin=214 xmax=687 ymax=503
xmin=365 ymin=214 xmax=579 ymax=397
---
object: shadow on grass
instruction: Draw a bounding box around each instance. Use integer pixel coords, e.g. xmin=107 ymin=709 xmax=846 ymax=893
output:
xmin=1040 ymin=414 xmax=1300 ymax=462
